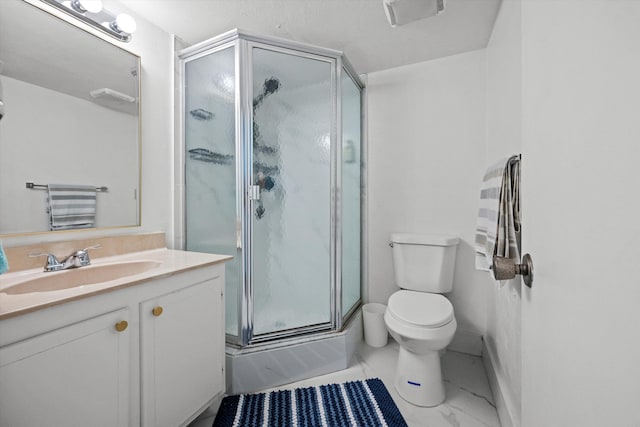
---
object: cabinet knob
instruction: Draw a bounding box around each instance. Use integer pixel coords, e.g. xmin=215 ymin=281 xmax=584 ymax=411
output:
xmin=115 ymin=320 xmax=128 ymax=332
xmin=152 ymin=306 xmax=163 ymax=317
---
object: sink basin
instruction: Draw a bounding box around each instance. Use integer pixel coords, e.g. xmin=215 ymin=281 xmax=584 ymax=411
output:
xmin=1 ymin=260 xmax=162 ymax=295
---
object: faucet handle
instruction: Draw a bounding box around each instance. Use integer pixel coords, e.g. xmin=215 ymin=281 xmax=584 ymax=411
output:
xmin=77 ymin=244 xmax=101 ymax=266
xmin=29 ymin=252 xmax=63 ymax=272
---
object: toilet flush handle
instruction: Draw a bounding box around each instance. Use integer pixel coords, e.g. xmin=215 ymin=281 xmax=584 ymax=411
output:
xmin=492 ymin=254 xmax=534 ymax=288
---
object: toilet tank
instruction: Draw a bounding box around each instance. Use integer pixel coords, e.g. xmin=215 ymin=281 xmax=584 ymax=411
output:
xmin=390 ymin=233 xmax=459 ymax=293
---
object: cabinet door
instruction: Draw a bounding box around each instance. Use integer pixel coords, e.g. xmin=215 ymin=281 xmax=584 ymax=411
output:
xmin=0 ymin=308 xmax=130 ymax=427
xmin=140 ymin=277 xmax=224 ymax=427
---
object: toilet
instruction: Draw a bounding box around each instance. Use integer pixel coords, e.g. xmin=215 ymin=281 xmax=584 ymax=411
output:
xmin=384 ymin=233 xmax=459 ymax=407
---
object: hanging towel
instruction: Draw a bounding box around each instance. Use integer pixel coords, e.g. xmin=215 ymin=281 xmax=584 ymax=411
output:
xmin=0 ymin=242 xmax=9 ymax=274
xmin=475 ymin=155 xmax=521 ymax=277
xmin=47 ymin=184 xmax=97 ymax=231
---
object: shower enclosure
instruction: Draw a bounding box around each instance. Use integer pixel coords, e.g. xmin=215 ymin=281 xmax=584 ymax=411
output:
xmin=179 ymin=29 xmax=363 ymax=370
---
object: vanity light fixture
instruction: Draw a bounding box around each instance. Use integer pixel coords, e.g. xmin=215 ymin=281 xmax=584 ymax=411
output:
xmin=69 ymin=0 xmax=102 ymax=14
xmin=109 ymin=13 xmax=137 ymax=35
xmin=40 ymin=0 xmax=136 ymax=42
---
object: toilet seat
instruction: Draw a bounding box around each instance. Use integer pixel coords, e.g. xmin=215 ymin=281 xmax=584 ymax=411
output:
xmin=387 ymin=290 xmax=454 ymax=328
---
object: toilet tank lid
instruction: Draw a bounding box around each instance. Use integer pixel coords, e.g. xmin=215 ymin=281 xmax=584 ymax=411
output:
xmin=390 ymin=233 xmax=459 ymax=247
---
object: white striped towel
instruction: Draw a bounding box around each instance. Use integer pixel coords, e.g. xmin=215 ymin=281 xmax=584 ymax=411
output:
xmin=47 ymin=184 xmax=97 ymax=231
xmin=475 ymin=155 xmax=521 ymax=277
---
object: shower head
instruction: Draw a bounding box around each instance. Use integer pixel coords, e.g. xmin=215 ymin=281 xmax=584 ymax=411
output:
xmin=253 ymin=77 xmax=281 ymax=110
xmin=263 ymin=78 xmax=280 ymax=95
xmin=383 ymin=0 xmax=445 ymax=28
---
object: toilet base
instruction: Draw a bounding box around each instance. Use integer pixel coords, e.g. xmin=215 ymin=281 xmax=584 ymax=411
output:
xmin=394 ymin=346 xmax=445 ymax=407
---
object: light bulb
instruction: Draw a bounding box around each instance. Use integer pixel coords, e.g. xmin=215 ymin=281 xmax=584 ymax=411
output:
xmin=71 ymin=0 xmax=103 ymax=14
xmin=110 ymin=13 xmax=137 ymax=34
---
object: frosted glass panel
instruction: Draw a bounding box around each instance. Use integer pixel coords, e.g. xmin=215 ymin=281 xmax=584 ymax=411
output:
xmin=184 ymin=47 xmax=240 ymax=337
xmin=341 ymin=71 xmax=362 ymax=316
xmin=251 ymin=47 xmax=332 ymax=335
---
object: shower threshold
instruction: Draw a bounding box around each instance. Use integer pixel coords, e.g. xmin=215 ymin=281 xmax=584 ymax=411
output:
xmin=225 ymin=310 xmax=363 ymax=395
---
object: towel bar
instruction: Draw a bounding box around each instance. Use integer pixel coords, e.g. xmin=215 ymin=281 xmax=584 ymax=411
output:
xmin=25 ymin=182 xmax=108 ymax=192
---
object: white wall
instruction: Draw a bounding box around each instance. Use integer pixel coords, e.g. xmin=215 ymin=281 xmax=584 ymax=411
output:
xmin=2 ymin=0 xmax=174 ymax=247
xmin=367 ymin=50 xmax=489 ymax=346
xmin=484 ymin=0 xmax=523 ymax=425
xmin=521 ymin=1 xmax=640 ymax=425
xmin=0 ymin=76 xmax=138 ymax=233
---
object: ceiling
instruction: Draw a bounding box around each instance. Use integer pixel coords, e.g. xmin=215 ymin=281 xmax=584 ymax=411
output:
xmin=119 ymin=0 xmax=502 ymax=74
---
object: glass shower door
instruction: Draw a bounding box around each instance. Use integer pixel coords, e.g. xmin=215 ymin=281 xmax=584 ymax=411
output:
xmin=250 ymin=46 xmax=334 ymax=337
xmin=341 ymin=70 xmax=362 ymax=318
xmin=183 ymin=46 xmax=241 ymax=340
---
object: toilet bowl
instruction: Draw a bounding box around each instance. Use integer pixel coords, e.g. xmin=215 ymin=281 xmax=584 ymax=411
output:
xmin=385 ymin=290 xmax=456 ymax=406
xmin=384 ymin=233 xmax=459 ymax=407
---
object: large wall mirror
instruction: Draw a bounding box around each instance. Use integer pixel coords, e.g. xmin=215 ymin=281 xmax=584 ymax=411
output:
xmin=0 ymin=0 xmax=140 ymax=236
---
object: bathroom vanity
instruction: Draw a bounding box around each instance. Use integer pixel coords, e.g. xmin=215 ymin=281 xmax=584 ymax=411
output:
xmin=0 ymin=244 xmax=231 ymax=427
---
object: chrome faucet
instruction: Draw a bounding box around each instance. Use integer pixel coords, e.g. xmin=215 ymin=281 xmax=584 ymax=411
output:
xmin=30 ymin=252 xmax=64 ymax=272
xmin=30 ymin=244 xmax=102 ymax=272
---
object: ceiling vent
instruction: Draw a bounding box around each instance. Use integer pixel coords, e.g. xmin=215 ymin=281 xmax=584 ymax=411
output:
xmin=383 ymin=0 xmax=445 ymax=27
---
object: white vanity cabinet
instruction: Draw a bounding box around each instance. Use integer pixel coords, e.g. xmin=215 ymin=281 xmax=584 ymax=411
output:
xmin=0 ymin=308 xmax=131 ymax=427
xmin=140 ymin=277 xmax=224 ymax=427
xmin=0 ymin=256 xmax=227 ymax=427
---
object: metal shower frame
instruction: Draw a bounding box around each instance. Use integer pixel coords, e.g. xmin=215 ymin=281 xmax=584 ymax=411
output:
xmin=178 ymin=29 xmax=365 ymax=347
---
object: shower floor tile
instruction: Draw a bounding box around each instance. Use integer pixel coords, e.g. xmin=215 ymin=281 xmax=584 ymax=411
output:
xmin=190 ymin=340 xmax=500 ymax=427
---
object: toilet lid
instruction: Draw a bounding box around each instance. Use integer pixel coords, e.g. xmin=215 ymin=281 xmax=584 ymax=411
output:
xmin=387 ymin=291 xmax=454 ymax=328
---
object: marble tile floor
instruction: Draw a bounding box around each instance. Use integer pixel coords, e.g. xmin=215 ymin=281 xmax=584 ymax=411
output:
xmin=189 ymin=341 xmax=500 ymax=427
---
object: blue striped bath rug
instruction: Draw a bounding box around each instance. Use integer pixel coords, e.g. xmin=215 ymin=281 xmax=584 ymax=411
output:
xmin=212 ymin=378 xmax=408 ymax=427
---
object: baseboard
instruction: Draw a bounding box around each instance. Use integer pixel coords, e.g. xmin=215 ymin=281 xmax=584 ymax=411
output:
xmin=180 ymin=391 xmax=224 ymax=427
xmin=482 ymin=340 xmax=520 ymax=427
xmin=448 ymin=328 xmax=483 ymax=356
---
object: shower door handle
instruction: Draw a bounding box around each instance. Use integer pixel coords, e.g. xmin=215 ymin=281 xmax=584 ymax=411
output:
xmin=248 ymin=185 xmax=261 ymax=200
